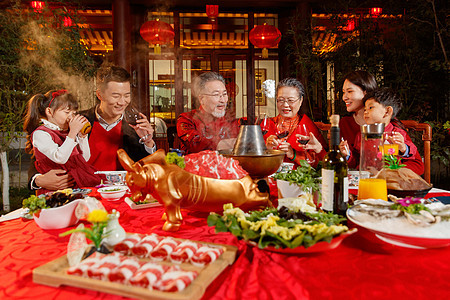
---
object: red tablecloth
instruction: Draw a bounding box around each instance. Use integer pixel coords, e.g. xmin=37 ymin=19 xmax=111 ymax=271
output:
xmin=1 ymin=190 xmax=450 ymax=300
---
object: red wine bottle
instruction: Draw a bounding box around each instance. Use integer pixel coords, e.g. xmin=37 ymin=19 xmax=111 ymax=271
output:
xmin=321 ymin=115 xmax=348 ymax=215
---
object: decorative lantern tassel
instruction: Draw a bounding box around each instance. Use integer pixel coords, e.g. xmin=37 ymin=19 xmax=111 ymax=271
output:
xmin=154 ymin=44 xmax=161 ymax=54
xmin=262 ymin=48 xmax=269 ymax=58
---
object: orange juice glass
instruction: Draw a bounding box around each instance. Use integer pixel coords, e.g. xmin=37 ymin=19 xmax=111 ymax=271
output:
xmin=358 ymin=178 xmax=388 ymax=201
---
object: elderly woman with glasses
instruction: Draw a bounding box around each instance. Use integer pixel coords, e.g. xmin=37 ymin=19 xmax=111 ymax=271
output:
xmin=177 ymin=71 xmax=240 ymax=154
xmin=264 ymin=78 xmax=327 ymax=168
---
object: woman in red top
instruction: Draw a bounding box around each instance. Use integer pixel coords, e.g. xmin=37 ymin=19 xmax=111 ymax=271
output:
xmin=339 ymin=70 xmax=377 ymax=154
xmin=263 ymin=78 xmax=327 ymax=168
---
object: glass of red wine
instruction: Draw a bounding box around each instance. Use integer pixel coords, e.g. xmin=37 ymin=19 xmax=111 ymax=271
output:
xmin=276 ymin=122 xmax=289 ymax=140
xmin=259 ymin=113 xmax=270 ymax=136
xmin=125 ymin=107 xmax=143 ymax=126
xmin=297 ymin=124 xmax=310 ymax=145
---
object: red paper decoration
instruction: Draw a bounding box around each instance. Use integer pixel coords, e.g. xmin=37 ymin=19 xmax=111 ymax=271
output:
xmin=140 ymin=20 xmax=175 ymax=54
xmin=249 ymin=24 xmax=282 ymax=58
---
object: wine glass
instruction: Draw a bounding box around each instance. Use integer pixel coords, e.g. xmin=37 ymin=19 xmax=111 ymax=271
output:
xmin=276 ymin=126 xmax=289 ymax=139
xmin=297 ymin=124 xmax=310 ymax=145
xmin=125 ymin=107 xmax=143 ymax=126
xmin=259 ymin=113 xmax=270 ymax=136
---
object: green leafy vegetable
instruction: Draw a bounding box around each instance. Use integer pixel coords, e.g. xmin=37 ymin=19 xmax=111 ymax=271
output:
xmin=165 ymin=152 xmax=186 ymax=169
xmin=207 ymin=204 xmax=348 ymax=249
xmin=272 ymin=160 xmax=321 ymax=192
xmin=22 ymin=195 xmax=48 ymax=215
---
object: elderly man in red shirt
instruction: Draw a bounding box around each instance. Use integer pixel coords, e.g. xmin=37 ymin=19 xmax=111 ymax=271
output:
xmin=177 ymin=72 xmax=240 ymax=154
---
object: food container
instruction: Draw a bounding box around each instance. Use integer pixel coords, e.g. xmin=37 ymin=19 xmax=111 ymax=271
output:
xmin=33 ymin=199 xmax=82 ymax=230
xmin=95 ymin=171 xmax=127 ymax=185
xmin=98 ymin=186 xmax=128 ymax=201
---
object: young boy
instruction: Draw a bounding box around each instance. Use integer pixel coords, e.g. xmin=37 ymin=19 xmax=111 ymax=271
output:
xmin=340 ymin=88 xmax=424 ymax=175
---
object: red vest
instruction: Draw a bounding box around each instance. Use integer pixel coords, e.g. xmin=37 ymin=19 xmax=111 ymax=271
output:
xmin=88 ymin=121 xmax=123 ymax=171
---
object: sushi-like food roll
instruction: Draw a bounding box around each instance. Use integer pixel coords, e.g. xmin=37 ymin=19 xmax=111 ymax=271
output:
xmin=129 ymin=262 xmax=167 ymax=288
xmin=113 ymin=234 xmax=142 ymax=255
xmin=107 ymin=257 xmax=142 ymax=284
xmin=131 ymin=234 xmax=164 ymax=258
xmin=149 ymin=237 xmax=180 ymax=261
xmin=153 ymin=266 xmax=198 ymax=292
xmin=169 ymin=240 xmax=200 ymax=264
xmin=66 ymin=252 xmax=106 ymax=276
xmin=190 ymin=246 xmax=224 ymax=267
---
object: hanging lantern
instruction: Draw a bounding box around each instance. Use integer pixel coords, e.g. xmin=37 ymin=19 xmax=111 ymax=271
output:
xmin=31 ymin=1 xmax=45 ymax=13
xmin=206 ymin=5 xmax=219 ymax=33
xmin=63 ymin=17 xmax=73 ymax=27
xmin=345 ymin=19 xmax=356 ymax=31
xmin=140 ymin=19 xmax=175 ymax=54
xmin=370 ymin=7 xmax=382 ymax=17
xmin=206 ymin=5 xmax=219 ymax=21
xmin=249 ymin=24 xmax=282 ymax=58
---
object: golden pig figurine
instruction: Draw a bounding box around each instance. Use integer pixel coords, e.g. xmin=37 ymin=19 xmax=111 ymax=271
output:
xmin=118 ymin=149 xmax=270 ymax=231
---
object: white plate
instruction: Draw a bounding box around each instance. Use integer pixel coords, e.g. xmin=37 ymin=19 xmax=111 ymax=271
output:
xmin=347 ymin=206 xmax=450 ymax=249
xmin=124 ymin=197 xmax=162 ymax=210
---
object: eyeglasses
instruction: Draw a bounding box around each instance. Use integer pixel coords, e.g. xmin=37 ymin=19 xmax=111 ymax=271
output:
xmin=202 ymin=92 xmax=228 ymax=99
xmin=276 ymin=98 xmax=300 ymax=105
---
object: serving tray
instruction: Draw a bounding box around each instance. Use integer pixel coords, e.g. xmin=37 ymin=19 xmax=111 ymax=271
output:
xmin=124 ymin=197 xmax=162 ymax=209
xmin=33 ymin=237 xmax=238 ymax=300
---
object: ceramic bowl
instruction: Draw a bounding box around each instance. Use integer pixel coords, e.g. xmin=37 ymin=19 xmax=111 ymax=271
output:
xmin=102 ymin=171 xmax=127 ymax=185
xmin=98 ymin=185 xmax=128 ymax=201
xmin=33 ymin=199 xmax=81 ymax=230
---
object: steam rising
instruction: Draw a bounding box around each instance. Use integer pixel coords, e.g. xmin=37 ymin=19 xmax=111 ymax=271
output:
xmin=18 ymin=20 xmax=96 ymax=111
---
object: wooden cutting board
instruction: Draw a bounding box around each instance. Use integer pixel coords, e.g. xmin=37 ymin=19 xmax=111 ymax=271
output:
xmin=33 ymin=237 xmax=238 ymax=300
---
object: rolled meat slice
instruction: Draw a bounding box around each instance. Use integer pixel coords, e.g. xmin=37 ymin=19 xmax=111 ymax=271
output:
xmin=86 ymin=252 xmax=123 ymax=280
xmin=129 ymin=262 xmax=167 ymax=289
xmin=108 ymin=257 xmax=142 ymax=284
xmin=131 ymin=234 xmax=164 ymax=258
xmin=149 ymin=237 xmax=180 ymax=261
xmin=66 ymin=252 xmax=106 ymax=276
xmin=169 ymin=240 xmax=200 ymax=264
xmin=190 ymin=246 xmax=224 ymax=267
xmin=114 ymin=234 xmax=142 ymax=255
xmin=154 ymin=266 xmax=198 ymax=292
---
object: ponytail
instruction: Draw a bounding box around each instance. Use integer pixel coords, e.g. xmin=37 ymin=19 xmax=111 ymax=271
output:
xmin=23 ymin=93 xmax=50 ymax=154
xmin=23 ymin=90 xmax=78 ymax=154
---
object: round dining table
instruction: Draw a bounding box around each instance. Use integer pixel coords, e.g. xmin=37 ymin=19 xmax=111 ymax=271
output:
xmin=1 ymin=184 xmax=449 ymax=300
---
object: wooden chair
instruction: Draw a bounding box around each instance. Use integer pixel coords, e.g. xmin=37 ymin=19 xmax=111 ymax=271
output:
xmin=314 ymin=121 xmax=331 ymax=141
xmin=314 ymin=120 xmax=432 ymax=184
xmin=401 ymin=120 xmax=432 ymax=184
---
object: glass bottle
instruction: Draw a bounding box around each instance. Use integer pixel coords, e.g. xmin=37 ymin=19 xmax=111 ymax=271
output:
xmin=321 ymin=115 xmax=348 ymax=215
xmin=359 ymin=123 xmax=385 ymax=177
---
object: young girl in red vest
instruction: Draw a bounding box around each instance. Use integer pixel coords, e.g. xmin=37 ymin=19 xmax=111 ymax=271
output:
xmin=24 ymin=90 xmax=104 ymax=195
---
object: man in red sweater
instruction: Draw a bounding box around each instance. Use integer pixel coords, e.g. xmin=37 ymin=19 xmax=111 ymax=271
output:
xmin=176 ymin=72 xmax=240 ymax=154
xmin=29 ymin=65 xmax=156 ymax=191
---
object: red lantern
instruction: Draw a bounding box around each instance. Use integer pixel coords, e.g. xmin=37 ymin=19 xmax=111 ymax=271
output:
xmin=206 ymin=5 xmax=219 ymax=21
xmin=249 ymin=24 xmax=282 ymax=58
xmin=140 ymin=20 xmax=175 ymax=54
xmin=345 ymin=19 xmax=356 ymax=31
xmin=370 ymin=7 xmax=382 ymax=17
xmin=63 ymin=17 xmax=73 ymax=27
xmin=31 ymin=1 xmax=45 ymax=13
